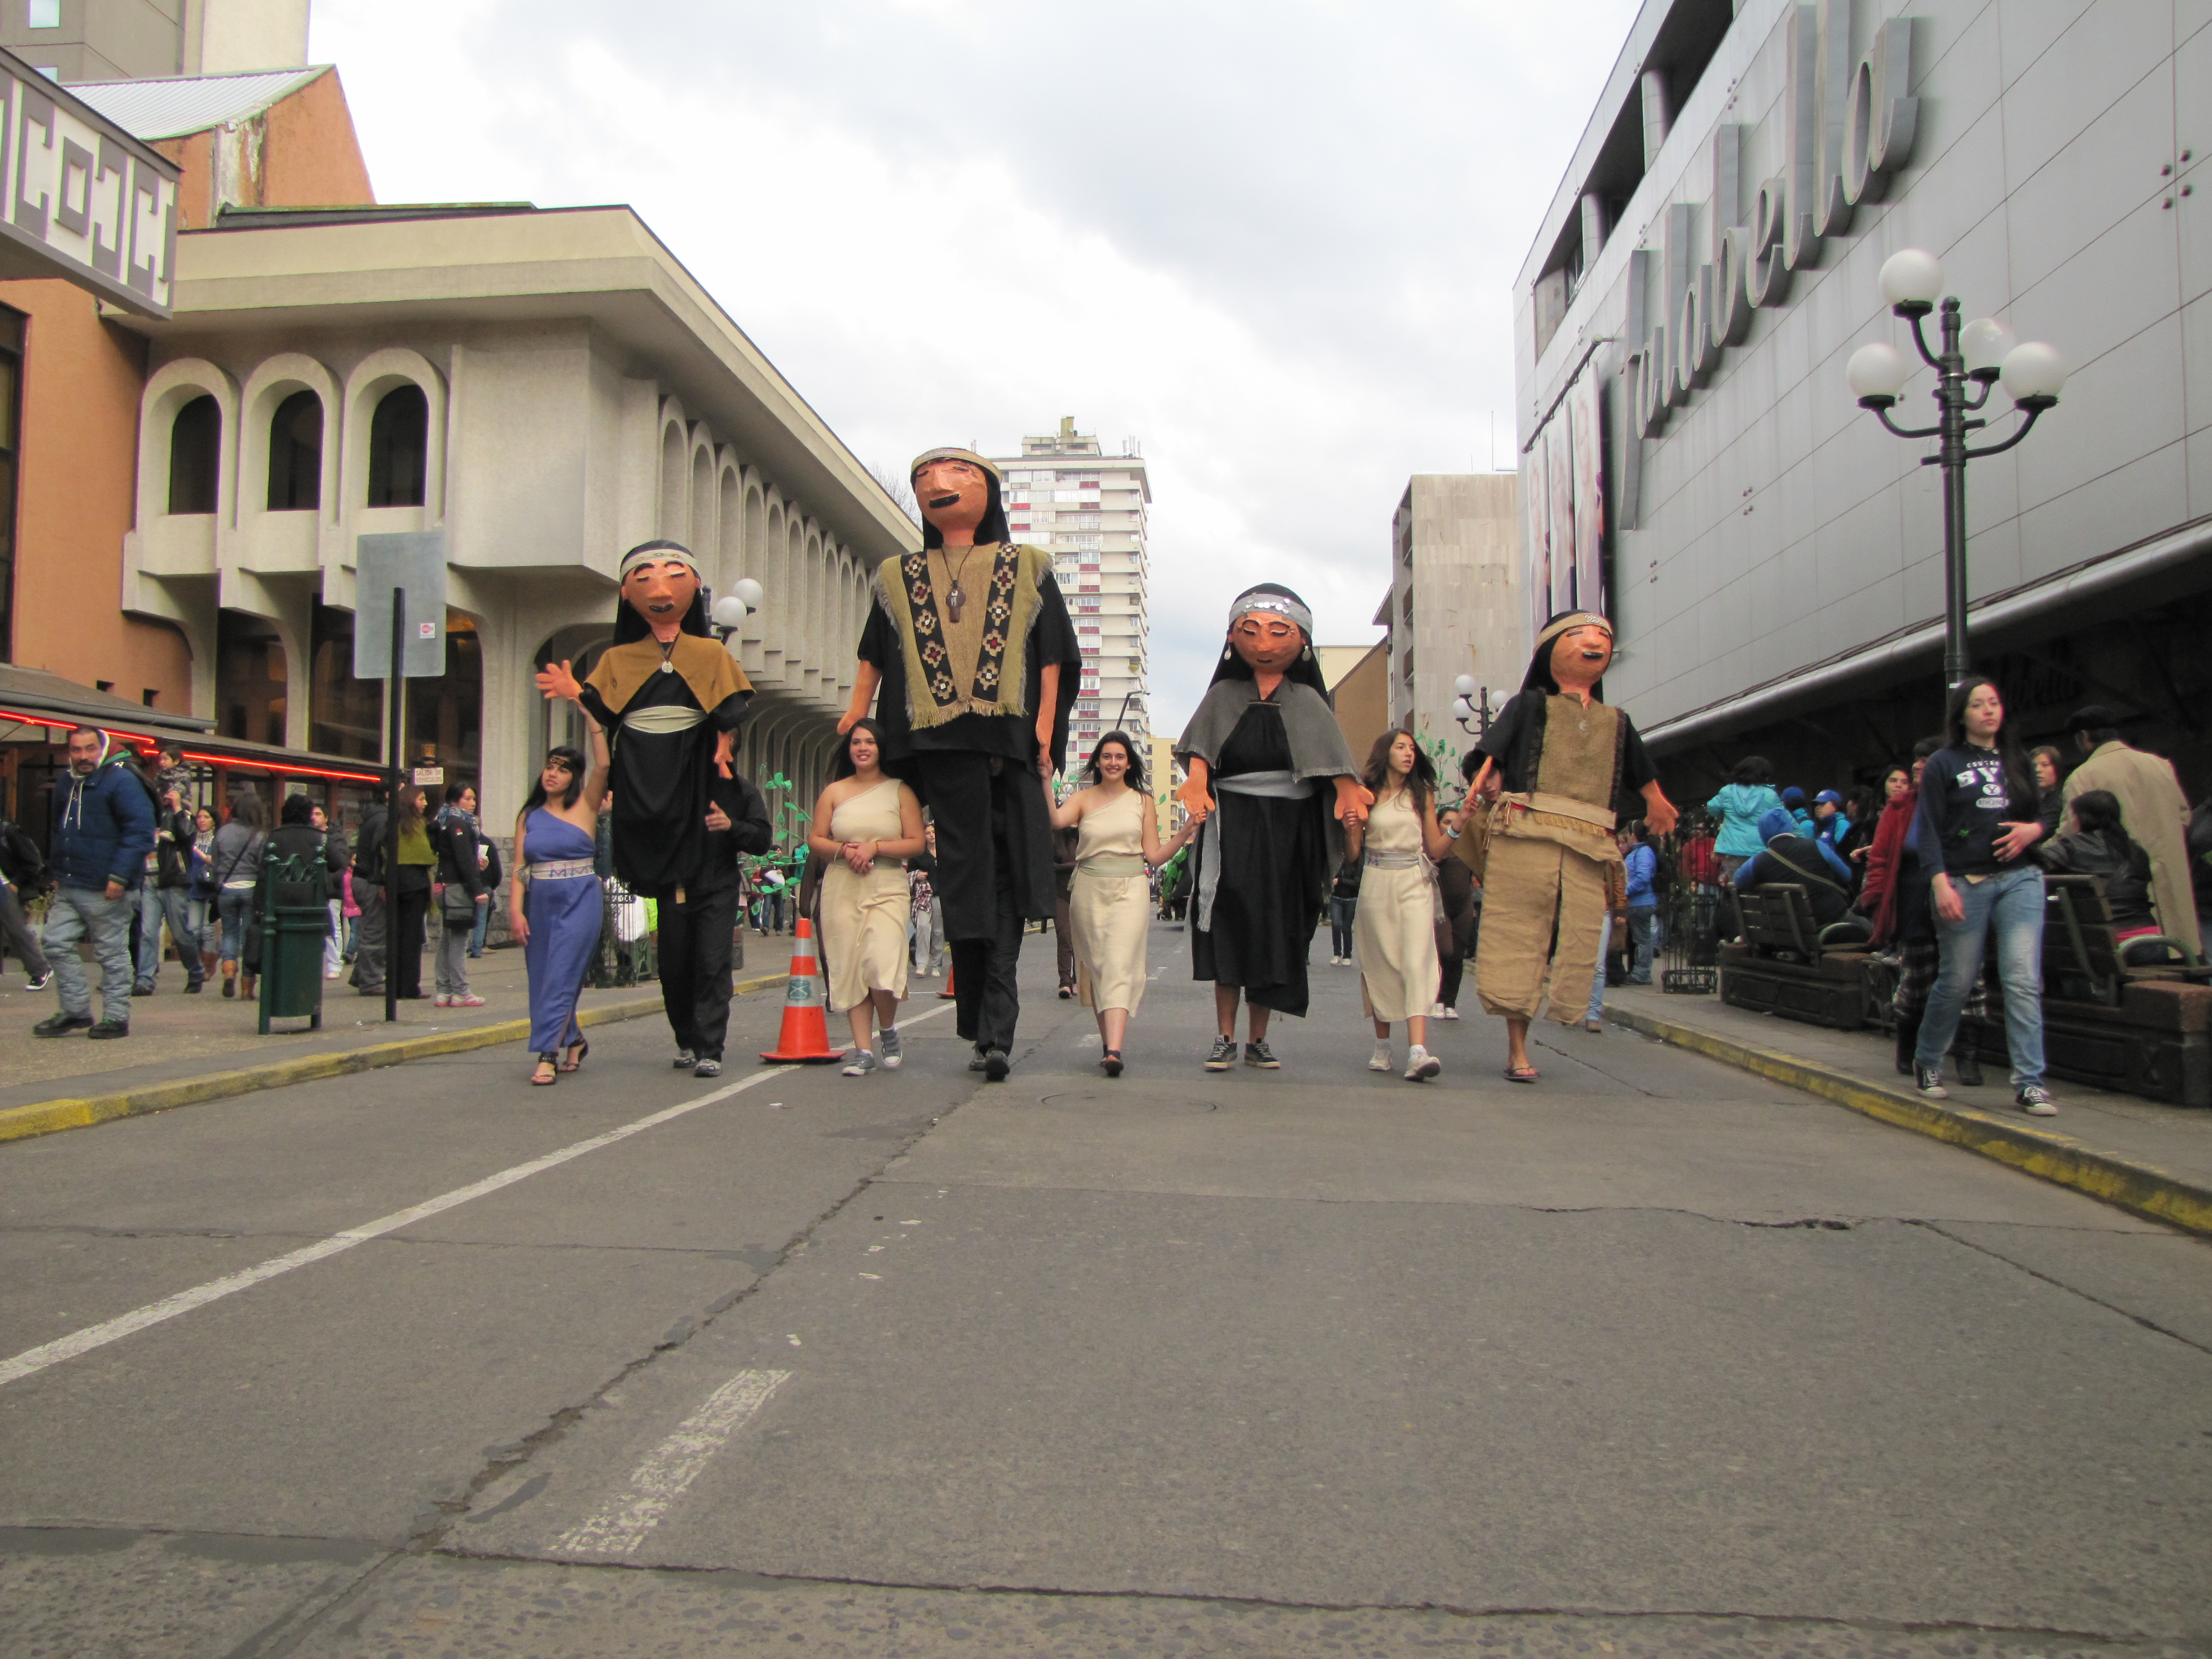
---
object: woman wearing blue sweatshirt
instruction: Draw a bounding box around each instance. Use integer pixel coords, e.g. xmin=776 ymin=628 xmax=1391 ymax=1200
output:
xmin=1910 ymin=677 xmax=2060 ymax=1115
xmin=1705 ymin=757 xmax=1784 ymax=880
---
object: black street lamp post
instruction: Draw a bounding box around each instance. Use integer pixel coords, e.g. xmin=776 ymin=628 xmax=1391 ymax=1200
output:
xmin=1847 ymin=248 xmax=2068 ymax=689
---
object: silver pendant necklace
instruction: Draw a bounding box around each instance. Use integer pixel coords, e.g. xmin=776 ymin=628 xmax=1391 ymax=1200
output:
xmin=944 ymin=546 xmax=979 ymax=624
xmin=659 ymin=639 xmax=676 ymax=675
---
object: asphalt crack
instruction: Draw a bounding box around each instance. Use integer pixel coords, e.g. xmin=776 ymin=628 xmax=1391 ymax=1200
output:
xmin=1912 ymin=1219 xmax=2212 ymax=1355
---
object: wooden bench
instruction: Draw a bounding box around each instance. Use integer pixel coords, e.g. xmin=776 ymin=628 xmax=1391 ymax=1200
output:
xmin=1718 ymin=883 xmax=1876 ymax=1030
xmin=2036 ymin=874 xmax=2211 ymax=1107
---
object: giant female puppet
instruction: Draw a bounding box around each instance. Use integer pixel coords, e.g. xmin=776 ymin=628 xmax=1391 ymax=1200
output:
xmin=837 ymin=447 xmax=1079 ymax=1081
xmin=1176 ymin=584 xmax=1370 ymax=1072
xmin=537 ymin=539 xmax=771 ymax=1078
xmin=1469 ymin=610 xmax=1677 ymax=1082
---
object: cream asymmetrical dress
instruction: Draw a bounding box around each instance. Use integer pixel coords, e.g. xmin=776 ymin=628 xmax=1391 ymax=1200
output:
xmin=820 ymin=779 xmax=912 ymax=1013
xmin=1069 ymin=789 xmax=1151 ymax=1015
xmin=1354 ymin=789 xmax=1438 ymax=1023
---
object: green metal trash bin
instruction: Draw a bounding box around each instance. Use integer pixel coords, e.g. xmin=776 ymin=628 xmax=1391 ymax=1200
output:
xmin=257 ymin=844 xmax=330 ymax=1034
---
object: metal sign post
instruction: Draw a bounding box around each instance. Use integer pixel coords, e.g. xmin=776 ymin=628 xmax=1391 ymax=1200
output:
xmin=356 ymin=533 xmax=447 ymax=1024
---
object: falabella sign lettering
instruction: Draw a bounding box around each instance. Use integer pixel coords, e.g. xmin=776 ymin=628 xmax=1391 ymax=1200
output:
xmin=1630 ymin=2 xmax=1918 ymax=440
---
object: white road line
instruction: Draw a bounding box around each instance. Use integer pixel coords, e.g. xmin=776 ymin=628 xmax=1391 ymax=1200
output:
xmin=0 ymin=1003 xmax=957 ymax=1391
xmin=552 ymin=1368 xmax=790 ymax=1556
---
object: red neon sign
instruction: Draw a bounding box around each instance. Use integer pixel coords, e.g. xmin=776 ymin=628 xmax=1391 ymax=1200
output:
xmin=0 ymin=708 xmax=163 ymax=747
xmin=180 ymin=750 xmax=384 ymax=784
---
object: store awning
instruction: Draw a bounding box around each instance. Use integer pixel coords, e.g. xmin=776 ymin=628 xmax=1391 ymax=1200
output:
xmin=174 ymin=733 xmax=385 ymax=786
xmin=0 ymin=663 xmax=211 ymax=744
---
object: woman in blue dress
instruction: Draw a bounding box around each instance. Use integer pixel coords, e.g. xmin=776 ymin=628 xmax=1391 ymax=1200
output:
xmin=508 ymin=718 xmax=610 ymax=1086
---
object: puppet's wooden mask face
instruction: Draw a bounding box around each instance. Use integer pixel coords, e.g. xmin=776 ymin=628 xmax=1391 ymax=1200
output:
xmin=621 ymin=557 xmax=701 ymax=633
xmin=1550 ymin=624 xmax=1613 ymax=693
xmin=914 ymin=460 xmax=990 ymax=542
xmin=1230 ymin=614 xmax=1303 ymax=676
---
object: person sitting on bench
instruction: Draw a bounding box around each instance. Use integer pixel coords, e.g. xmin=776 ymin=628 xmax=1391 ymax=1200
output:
xmin=1733 ymin=806 xmax=1864 ymax=935
xmin=2039 ymin=789 xmax=2161 ymax=950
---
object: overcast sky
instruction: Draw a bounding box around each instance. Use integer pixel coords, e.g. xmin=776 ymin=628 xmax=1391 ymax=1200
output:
xmin=313 ymin=0 xmax=1638 ymax=732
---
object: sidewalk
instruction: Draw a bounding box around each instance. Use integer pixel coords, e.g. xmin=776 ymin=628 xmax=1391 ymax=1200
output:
xmin=1601 ymin=983 xmax=2212 ymax=1235
xmin=0 ymin=934 xmax=787 ymax=1141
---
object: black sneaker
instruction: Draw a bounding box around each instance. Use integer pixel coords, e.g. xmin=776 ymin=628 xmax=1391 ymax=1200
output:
xmin=982 ymin=1049 xmax=1010 ymax=1082
xmin=25 ymin=971 xmax=51 ymax=991
xmin=968 ymin=1050 xmax=989 ymax=1072
xmin=672 ymin=1048 xmax=696 ymax=1070
xmin=33 ymin=1012 xmax=92 ymax=1038
xmin=1912 ymin=1063 xmax=1948 ymax=1100
xmin=2015 ymin=1084 xmax=2058 ymax=1117
xmin=1204 ymin=1036 xmax=1237 ymax=1071
xmin=186 ymin=980 xmax=204 ymax=994
xmin=87 ymin=1020 xmax=130 ymax=1040
xmin=1244 ymin=1041 xmax=1281 ymax=1070
xmin=132 ymin=983 xmax=154 ymax=997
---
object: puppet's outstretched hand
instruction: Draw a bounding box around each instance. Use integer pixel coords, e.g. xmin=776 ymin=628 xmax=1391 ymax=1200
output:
xmin=1176 ymin=758 xmax=1213 ymax=818
xmin=536 ymin=659 xmax=582 ymax=703
xmin=714 ymin=729 xmax=735 ymax=779
xmin=1334 ymin=776 xmax=1374 ymax=826
xmin=1640 ymin=781 xmax=1679 ymax=837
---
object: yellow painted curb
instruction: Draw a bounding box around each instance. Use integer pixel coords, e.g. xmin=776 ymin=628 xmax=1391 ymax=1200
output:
xmin=1605 ymin=1003 xmax=2212 ymax=1238
xmin=0 ymin=971 xmax=790 ymax=1146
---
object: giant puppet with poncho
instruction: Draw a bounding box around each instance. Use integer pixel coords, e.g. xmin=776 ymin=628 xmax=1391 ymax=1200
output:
xmin=1176 ymin=584 xmax=1371 ymax=1071
xmin=1467 ymin=609 xmax=1677 ymax=1083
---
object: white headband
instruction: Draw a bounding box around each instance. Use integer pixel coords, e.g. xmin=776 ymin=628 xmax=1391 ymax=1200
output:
xmin=619 ymin=541 xmax=701 ymax=581
xmin=1228 ymin=588 xmax=1313 ymax=636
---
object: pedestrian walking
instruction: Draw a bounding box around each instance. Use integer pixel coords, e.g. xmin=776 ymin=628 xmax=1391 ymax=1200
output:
xmin=310 ymin=805 xmax=349 ymax=978
xmin=1620 ymin=822 xmax=1659 ymax=984
xmin=187 ymin=805 xmax=220 ymax=983
xmin=1346 ymin=729 xmax=1453 ymax=1081
xmin=432 ymin=784 xmax=490 ymax=1008
xmin=1432 ymin=849 xmax=1476 ymax=1018
xmin=132 ymin=780 xmax=202 ymax=994
xmin=1327 ymin=857 xmax=1359 ymax=966
xmin=1912 ymin=677 xmax=2059 ymax=1115
xmin=392 ymin=786 xmax=436 ymax=1000
xmin=347 ymin=786 xmax=389 ymax=997
xmin=1052 ymin=821 xmax=1080 ymax=999
xmin=468 ymin=818 xmax=500 ymax=958
xmin=1858 ymin=737 xmax=1984 ymax=1086
xmin=909 ymin=829 xmax=946 ymax=978
xmin=209 ymin=790 xmax=267 ymax=1001
xmin=807 ymin=719 xmax=925 ymax=1076
xmin=1049 ymin=731 xmax=1202 ymax=1077
xmin=511 ymin=724 xmax=609 ymax=1086
xmin=0 ymin=810 xmax=53 ymax=989
xmin=34 ymin=726 xmax=154 ymax=1040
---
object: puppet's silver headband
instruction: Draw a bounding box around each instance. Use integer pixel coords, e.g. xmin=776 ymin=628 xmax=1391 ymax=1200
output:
xmin=1227 ymin=589 xmax=1313 ymax=637
xmin=619 ymin=540 xmax=701 ymax=581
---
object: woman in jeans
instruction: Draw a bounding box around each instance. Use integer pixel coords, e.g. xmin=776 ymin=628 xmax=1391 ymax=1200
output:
xmin=188 ymin=804 xmax=220 ymax=986
xmin=1912 ymin=677 xmax=2060 ymax=1115
xmin=432 ymin=783 xmax=488 ymax=1008
xmin=210 ymin=792 xmax=266 ymax=999
xmin=1326 ymin=858 xmax=1359 ymax=966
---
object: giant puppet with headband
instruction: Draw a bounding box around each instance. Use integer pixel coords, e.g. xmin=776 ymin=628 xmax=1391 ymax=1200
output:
xmin=1468 ymin=609 xmax=1677 ymax=1083
xmin=537 ymin=539 xmax=770 ymax=1076
xmin=838 ymin=446 xmax=1081 ymax=1081
xmin=1176 ymin=584 xmax=1370 ymax=1069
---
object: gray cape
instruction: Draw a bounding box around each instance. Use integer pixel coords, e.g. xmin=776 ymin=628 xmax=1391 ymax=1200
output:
xmin=1176 ymin=679 xmax=1359 ymax=780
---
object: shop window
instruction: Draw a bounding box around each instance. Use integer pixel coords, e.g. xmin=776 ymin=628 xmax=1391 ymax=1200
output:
xmin=169 ymin=395 xmax=220 ymax=514
xmin=267 ymin=389 xmax=322 ymax=511
xmin=216 ymin=610 xmax=288 ymax=746
xmin=367 ymin=383 xmax=428 ymax=508
xmin=309 ymin=604 xmax=380 ymax=760
xmin=404 ymin=612 xmax=482 ymax=781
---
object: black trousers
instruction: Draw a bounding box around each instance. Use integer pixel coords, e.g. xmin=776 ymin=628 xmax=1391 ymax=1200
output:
xmin=911 ymin=751 xmax=1048 ymax=1055
xmin=950 ymin=873 xmax=1023 ymax=1053
xmin=658 ymin=880 xmax=738 ymax=1060
xmin=393 ymin=885 xmax=430 ymax=998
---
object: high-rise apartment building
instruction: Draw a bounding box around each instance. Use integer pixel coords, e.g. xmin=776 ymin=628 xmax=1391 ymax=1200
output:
xmin=5 ymin=0 xmax=311 ymax=84
xmin=991 ymin=418 xmax=1150 ymax=769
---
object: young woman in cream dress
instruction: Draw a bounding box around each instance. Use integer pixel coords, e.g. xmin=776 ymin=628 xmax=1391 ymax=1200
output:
xmin=1048 ymin=731 xmax=1203 ymax=1076
xmin=1345 ymin=729 xmax=1454 ymax=1081
xmin=807 ymin=719 xmax=926 ymax=1076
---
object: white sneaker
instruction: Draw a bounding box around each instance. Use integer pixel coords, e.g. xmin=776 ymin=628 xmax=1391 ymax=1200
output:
xmin=1368 ymin=1043 xmax=1392 ymax=1072
xmin=1430 ymin=1002 xmax=1448 ymax=1018
xmin=1405 ymin=1045 xmax=1442 ymax=1082
xmin=1439 ymin=1006 xmax=1460 ymax=1020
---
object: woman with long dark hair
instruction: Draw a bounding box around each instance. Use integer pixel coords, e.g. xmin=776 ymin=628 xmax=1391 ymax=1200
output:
xmin=510 ymin=722 xmax=610 ymax=1086
xmin=1048 ymin=730 xmax=1203 ymax=1076
xmin=210 ymin=791 xmax=265 ymax=999
xmin=1910 ymin=677 xmax=2058 ymax=1114
xmin=391 ymin=787 xmax=436 ymax=1000
xmin=2040 ymin=789 xmax=2161 ymax=941
xmin=1345 ymin=728 xmax=1454 ymax=1081
xmin=807 ymin=718 xmax=925 ymax=1076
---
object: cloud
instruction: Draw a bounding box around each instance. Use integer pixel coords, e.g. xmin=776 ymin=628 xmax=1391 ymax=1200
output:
xmin=313 ymin=0 xmax=1635 ymax=732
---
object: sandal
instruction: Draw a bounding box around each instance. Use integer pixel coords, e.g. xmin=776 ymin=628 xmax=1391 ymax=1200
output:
xmin=531 ymin=1055 xmax=559 ymax=1087
xmin=1100 ymin=1048 xmax=1124 ymax=1078
xmin=557 ymin=1037 xmax=590 ymax=1074
xmin=1503 ymin=1064 xmax=1540 ymax=1084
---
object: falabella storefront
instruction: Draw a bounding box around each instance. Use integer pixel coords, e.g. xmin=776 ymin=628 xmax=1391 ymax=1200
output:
xmin=1514 ymin=0 xmax=2211 ymax=802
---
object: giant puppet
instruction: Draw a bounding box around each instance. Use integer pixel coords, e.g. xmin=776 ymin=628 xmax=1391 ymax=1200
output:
xmin=1469 ymin=611 xmax=1677 ymax=1082
xmin=1176 ymin=584 xmax=1370 ymax=1071
xmin=838 ymin=447 xmax=1079 ymax=1080
xmin=536 ymin=539 xmax=771 ymax=1077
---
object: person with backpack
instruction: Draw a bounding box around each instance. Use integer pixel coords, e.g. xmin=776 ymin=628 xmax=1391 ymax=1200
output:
xmin=1731 ymin=806 xmax=1860 ymax=928
xmin=35 ymin=726 xmax=155 ymax=1039
xmin=0 ymin=811 xmax=51 ymax=989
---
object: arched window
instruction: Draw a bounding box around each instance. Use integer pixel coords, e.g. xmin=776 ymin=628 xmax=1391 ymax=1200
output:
xmin=367 ymin=384 xmax=428 ymax=508
xmin=267 ymin=389 xmax=322 ymax=511
xmin=168 ymin=394 xmax=220 ymax=514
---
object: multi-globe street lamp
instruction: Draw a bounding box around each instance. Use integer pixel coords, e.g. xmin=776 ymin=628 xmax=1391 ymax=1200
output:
xmin=1845 ymin=248 xmax=2069 ymax=688
xmin=1451 ymin=674 xmax=1493 ymax=740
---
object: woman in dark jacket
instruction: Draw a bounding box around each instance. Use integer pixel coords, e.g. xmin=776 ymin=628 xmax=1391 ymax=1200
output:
xmin=2039 ymin=789 xmax=2158 ymax=938
xmin=432 ymin=783 xmax=489 ymax=1008
xmin=1908 ymin=677 xmax=2058 ymax=1114
xmin=392 ymin=788 xmax=436 ymax=1000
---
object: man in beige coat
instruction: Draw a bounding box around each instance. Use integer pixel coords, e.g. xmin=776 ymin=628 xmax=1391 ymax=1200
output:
xmin=2058 ymin=706 xmax=2201 ymax=959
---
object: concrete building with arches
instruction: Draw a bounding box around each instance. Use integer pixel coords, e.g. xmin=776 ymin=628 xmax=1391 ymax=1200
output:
xmin=114 ymin=200 xmax=915 ymax=839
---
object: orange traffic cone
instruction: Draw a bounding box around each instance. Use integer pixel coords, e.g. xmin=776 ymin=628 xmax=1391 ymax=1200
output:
xmin=760 ymin=919 xmax=841 ymax=1063
xmin=938 ymin=963 xmax=956 ymax=1000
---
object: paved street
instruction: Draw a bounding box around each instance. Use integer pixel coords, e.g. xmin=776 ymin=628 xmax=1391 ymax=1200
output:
xmin=2 ymin=922 xmax=2208 ymax=1657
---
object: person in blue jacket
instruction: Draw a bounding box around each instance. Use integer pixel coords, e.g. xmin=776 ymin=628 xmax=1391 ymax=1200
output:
xmin=1731 ymin=806 xmax=1859 ymax=928
xmin=1620 ymin=823 xmax=1660 ymax=984
xmin=35 ymin=726 xmax=155 ymax=1040
xmin=1704 ymin=757 xmax=1783 ymax=880
xmin=1778 ymin=786 xmax=1819 ymax=838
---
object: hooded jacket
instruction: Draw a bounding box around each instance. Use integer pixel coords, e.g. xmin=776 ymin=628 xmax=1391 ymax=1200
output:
xmin=50 ymin=739 xmax=156 ymax=895
xmin=1704 ymin=782 xmax=1783 ymax=858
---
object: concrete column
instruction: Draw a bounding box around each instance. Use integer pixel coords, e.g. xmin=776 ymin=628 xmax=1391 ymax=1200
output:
xmin=1640 ymin=69 xmax=1671 ymax=168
